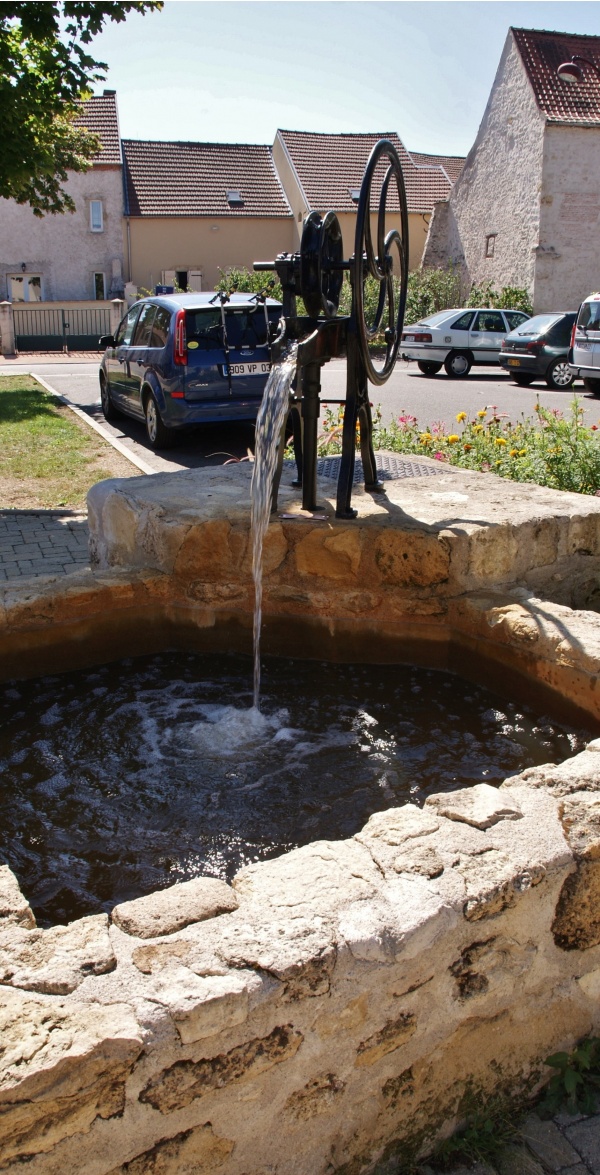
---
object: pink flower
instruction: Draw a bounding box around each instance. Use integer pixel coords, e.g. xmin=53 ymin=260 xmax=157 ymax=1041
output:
xmin=433 ymin=451 xmax=447 ymax=461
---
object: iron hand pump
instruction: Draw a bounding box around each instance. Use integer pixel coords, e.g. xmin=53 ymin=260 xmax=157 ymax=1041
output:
xmin=254 ymin=138 xmax=409 ymax=519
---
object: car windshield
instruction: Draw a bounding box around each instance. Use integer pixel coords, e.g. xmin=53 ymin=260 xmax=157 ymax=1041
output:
xmin=578 ymin=301 xmax=600 ymax=330
xmin=512 ymin=314 xmax=558 ymax=337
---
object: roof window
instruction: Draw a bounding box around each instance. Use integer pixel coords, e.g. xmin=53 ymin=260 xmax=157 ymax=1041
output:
xmin=349 ymin=189 xmax=361 ymax=203
xmin=226 ymin=190 xmax=244 ymax=207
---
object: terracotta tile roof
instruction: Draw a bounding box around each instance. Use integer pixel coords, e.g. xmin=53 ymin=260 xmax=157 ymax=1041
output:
xmin=75 ymin=92 xmax=121 ymax=165
xmin=122 ymin=140 xmax=292 ymax=217
xmin=409 ymin=151 xmax=465 ymax=183
xmin=277 ymin=130 xmax=452 ymax=214
xmin=512 ymin=27 xmax=600 ymax=125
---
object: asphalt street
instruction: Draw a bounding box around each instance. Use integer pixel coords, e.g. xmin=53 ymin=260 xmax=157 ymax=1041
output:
xmin=2 ymin=356 xmax=598 ymax=476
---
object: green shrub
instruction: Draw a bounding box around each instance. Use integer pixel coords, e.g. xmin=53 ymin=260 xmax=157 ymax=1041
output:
xmin=538 ymin=1038 xmax=600 ymax=1116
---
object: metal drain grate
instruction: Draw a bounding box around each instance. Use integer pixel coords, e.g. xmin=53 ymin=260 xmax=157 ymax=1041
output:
xmin=315 ymin=454 xmax=444 ymax=485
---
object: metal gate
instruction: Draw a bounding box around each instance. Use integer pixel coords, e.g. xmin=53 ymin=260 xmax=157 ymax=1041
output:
xmin=13 ymin=306 xmax=111 ymax=352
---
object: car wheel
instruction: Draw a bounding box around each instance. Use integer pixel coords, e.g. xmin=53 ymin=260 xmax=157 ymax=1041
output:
xmin=144 ymin=391 xmax=175 ymax=449
xmin=546 ymin=358 xmax=574 ymax=390
xmin=444 ymin=351 xmax=472 ymax=378
xmin=512 ymin=373 xmax=534 ymax=387
xmin=417 ymin=361 xmax=442 ymax=376
xmin=583 ymin=377 xmax=600 ymax=397
xmin=100 ymin=373 xmax=122 ymax=421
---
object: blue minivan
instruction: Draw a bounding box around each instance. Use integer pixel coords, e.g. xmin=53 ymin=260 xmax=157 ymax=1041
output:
xmin=99 ymin=292 xmax=282 ymax=448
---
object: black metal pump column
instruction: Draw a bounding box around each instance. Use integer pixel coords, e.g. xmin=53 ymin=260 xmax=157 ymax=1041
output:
xmin=254 ymin=137 xmax=409 ymax=519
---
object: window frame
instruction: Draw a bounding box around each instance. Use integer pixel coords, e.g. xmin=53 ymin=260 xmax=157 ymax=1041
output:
xmin=8 ymin=273 xmax=43 ymax=302
xmin=94 ymin=272 xmax=106 ymax=300
xmin=90 ymin=200 xmax=104 ymax=233
xmin=485 ymin=233 xmax=496 ymax=259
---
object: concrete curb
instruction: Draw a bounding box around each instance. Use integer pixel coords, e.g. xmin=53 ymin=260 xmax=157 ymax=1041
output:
xmin=30 ymin=373 xmax=155 ymax=477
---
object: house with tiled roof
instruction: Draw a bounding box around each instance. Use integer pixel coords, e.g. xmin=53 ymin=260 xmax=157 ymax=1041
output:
xmin=122 ymin=139 xmax=293 ymax=292
xmin=0 ymin=91 xmax=125 ymax=303
xmin=409 ymin=152 xmax=465 ymax=184
xmin=273 ymin=130 xmax=456 ymax=270
xmin=423 ymin=27 xmax=600 ymax=312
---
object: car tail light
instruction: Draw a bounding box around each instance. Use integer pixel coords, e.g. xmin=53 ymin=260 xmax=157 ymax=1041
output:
xmin=174 ymin=309 xmax=187 ymax=366
xmin=409 ymin=332 xmax=432 ymax=343
xmin=526 ymin=340 xmax=543 ymax=351
xmin=570 ymin=322 xmax=577 ymax=347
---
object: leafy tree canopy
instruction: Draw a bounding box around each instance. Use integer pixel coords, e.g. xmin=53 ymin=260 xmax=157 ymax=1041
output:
xmin=0 ymin=2 xmax=163 ymax=216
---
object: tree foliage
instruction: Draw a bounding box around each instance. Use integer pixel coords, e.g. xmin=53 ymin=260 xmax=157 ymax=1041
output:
xmin=0 ymin=2 xmax=162 ymax=216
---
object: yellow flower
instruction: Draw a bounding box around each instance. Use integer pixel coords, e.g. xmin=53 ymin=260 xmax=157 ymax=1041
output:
xmin=519 ymin=448 xmax=527 ymax=456
xmin=473 ymin=424 xmax=483 ymax=434
xmin=477 ymin=410 xmax=487 ymax=419
xmin=494 ymin=437 xmax=507 ymax=447
xmin=456 ymin=412 xmax=467 ymax=423
xmin=495 ymin=460 xmax=502 ymax=466
xmin=420 ymin=432 xmax=433 ymax=444
xmin=510 ymin=449 xmax=519 ymax=457
xmin=447 ymin=434 xmax=459 ymax=443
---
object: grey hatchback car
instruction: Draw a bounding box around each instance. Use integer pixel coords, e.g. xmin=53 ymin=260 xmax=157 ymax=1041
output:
xmin=99 ymin=292 xmax=282 ymax=448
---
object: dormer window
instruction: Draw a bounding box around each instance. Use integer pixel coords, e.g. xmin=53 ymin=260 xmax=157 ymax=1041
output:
xmin=226 ymin=190 xmax=244 ymax=207
xmin=349 ymin=189 xmax=361 ymax=203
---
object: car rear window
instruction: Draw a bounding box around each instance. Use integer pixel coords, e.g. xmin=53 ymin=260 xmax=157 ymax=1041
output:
xmin=185 ymin=306 xmax=280 ymax=350
xmin=578 ymin=301 xmax=600 ymax=330
xmin=512 ymin=314 xmax=558 ymax=336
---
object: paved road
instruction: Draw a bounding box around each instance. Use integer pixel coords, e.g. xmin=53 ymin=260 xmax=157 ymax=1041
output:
xmin=2 ymin=356 xmax=599 ymax=476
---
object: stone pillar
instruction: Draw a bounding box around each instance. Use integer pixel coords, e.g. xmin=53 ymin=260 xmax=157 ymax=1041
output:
xmin=110 ymin=298 xmax=125 ymax=337
xmin=0 ymin=302 xmax=15 ymax=357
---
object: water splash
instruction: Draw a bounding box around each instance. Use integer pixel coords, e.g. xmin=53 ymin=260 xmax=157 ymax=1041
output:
xmin=250 ymin=346 xmax=298 ymax=708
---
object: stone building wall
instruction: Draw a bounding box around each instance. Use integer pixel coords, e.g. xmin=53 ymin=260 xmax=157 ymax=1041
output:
xmin=534 ymin=124 xmax=600 ymax=313
xmin=422 ymin=31 xmax=545 ymax=301
xmin=0 ymin=166 xmax=125 ymax=302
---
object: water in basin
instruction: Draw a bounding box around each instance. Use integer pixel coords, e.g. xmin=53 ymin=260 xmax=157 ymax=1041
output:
xmin=0 ymin=651 xmax=589 ymax=927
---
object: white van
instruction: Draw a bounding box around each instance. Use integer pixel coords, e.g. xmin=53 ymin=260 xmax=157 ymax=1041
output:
xmin=569 ymin=293 xmax=600 ymax=394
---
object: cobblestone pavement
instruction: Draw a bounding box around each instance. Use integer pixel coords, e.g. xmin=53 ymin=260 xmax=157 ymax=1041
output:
xmin=430 ymin=1111 xmax=600 ymax=1175
xmin=0 ymin=510 xmax=90 ymax=580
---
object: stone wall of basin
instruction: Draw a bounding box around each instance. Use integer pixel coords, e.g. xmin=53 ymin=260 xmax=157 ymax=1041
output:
xmin=3 ymin=758 xmax=600 ymax=1174
xmin=2 ymin=463 xmax=600 ymax=1171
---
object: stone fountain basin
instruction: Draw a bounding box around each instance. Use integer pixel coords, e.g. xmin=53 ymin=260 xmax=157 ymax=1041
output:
xmin=2 ymin=461 xmax=600 ymax=1174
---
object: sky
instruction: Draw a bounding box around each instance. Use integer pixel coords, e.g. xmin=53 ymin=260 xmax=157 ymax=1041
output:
xmin=89 ymin=1 xmax=600 ymax=156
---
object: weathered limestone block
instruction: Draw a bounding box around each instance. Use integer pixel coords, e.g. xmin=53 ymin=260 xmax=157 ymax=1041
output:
xmin=448 ymin=935 xmax=537 ymax=1001
xmin=146 ymin=966 xmax=262 ymax=1045
xmin=0 ymin=988 xmax=142 ymax=1167
xmin=552 ymin=790 xmax=600 ymax=950
xmin=112 ymin=877 xmax=239 ymax=938
xmin=515 ymin=746 xmax=600 ymax=798
xmin=294 ymin=527 xmax=364 ymax=579
xmin=355 ymin=1012 xmax=417 ymax=1067
xmin=425 ymin=783 xmax=523 ymax=830
xmin=0 ymin=864 xmax=35 ymax=929
xmin=105 ymin=1123 xmax=234 ymax=1175
xmin=173 ymin=519 xmax=240 ymax=582
xmin=139 ymin=1023 xmax=304 ymax=1114
xmin=284 ymin=1072 xmax=346 ymax=1120
xmin=0 ymin=912 xmax=115 ymax=994
xmin=373 ymin=529 xmax=450 ymax=588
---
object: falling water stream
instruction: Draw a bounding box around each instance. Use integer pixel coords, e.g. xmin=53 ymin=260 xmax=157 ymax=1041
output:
xmin=250 ymin=345 xmax=298 ymax=707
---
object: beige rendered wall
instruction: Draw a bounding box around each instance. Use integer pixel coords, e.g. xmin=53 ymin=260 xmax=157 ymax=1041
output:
xmin=128 ymin=216 xmax=295 ymax=292
xmin=422 ymin=31 xmax=545 ymax=297
xmin=534 ymin=124 xmax=600 ymax=313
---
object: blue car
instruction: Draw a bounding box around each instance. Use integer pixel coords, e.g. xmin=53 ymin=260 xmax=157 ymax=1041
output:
xmin=99 ymin=292 xmax=282 ymax=448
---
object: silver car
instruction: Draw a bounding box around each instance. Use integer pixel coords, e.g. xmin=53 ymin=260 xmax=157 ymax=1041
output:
xmin=401 ymin=307 xmax=531 ymax=378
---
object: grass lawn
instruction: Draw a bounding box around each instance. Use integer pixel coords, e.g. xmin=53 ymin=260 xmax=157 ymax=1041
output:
xmin=0 ymin=375 xmax=137 ymax=510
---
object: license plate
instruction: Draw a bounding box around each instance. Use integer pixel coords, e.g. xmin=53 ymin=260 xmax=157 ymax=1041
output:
xmin=507 ymin=358 xmax=521 ymax=367
xmin=404 ymin=335 xmax=414 ymax=342
xmin=229 ymin=362 xmax=270 ymax=376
